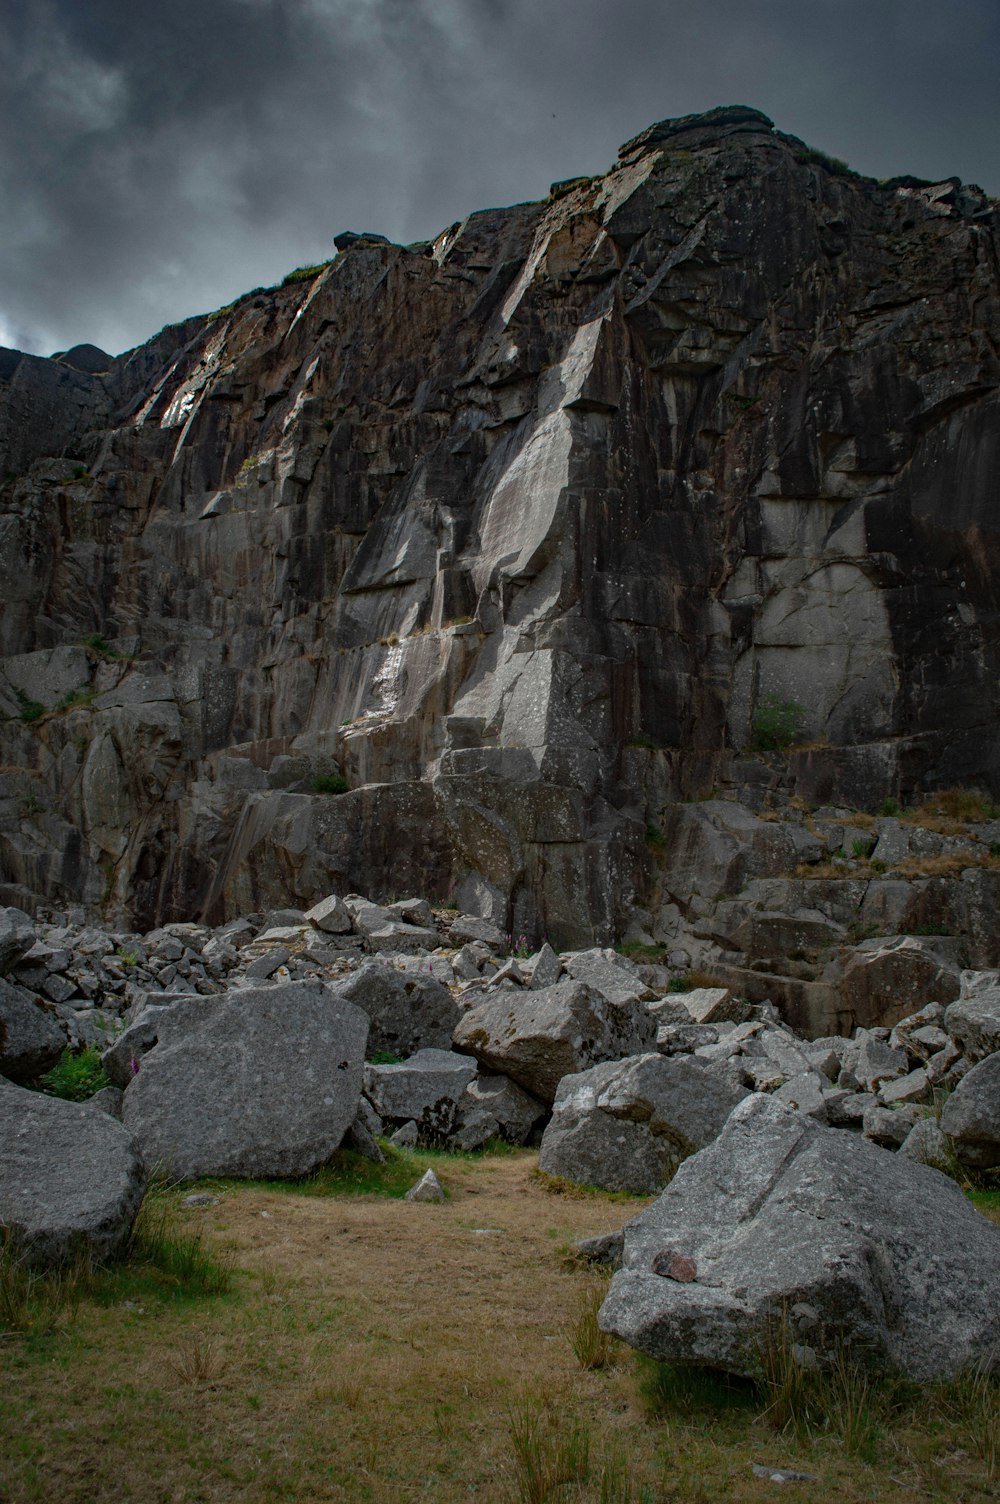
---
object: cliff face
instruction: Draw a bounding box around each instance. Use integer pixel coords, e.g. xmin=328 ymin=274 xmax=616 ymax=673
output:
xmin=1 ymin=106 xmax=998 ymax=943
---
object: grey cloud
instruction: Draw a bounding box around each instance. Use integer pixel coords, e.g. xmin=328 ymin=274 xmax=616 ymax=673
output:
xmin=2 ymin=0 xmax=997 ymax=357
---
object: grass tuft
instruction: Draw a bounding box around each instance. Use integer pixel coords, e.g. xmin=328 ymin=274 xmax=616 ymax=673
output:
xmin=570 ymin=1282 xmax=614 ymax=1370
xmin=507 ymin=1397 xmax=591 ymax=1503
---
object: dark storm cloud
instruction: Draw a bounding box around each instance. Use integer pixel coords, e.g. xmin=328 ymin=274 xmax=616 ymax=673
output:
xmin=2 ymin=0 xmax=998 ymax=356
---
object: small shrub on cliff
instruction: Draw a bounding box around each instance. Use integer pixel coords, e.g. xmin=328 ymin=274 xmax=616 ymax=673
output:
xmin=750 ymin=696 xmax=806 ymax=752
xmin=15 ymin=688 xmax=44 ymax=723
xmin=312 ymin=773 xmax=348 ymax=795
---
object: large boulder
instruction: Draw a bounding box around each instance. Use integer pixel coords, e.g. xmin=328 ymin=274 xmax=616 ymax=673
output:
xmin=0 ymin=1077 xmax=147 ymax=1266
xmin=945 ymin=973 xmax=1000 ymax=1062
xmin=539 ymin=1053 xmax=748 ymax=1193
xmin=363 ymin=1048 xmax=477 ymax=1140
xmin=0 ymin=978 xmax=66 ymax=1082
xmin=452 ymin=981 xmax=656 ymax=1104
xmin=334 ymin=961 xmax=461 ymax=1058
xmin=600 ymin=1094 xmax=1000 ymax=1382
xmin=121 ymin=981 xmax=368 ymax=1178
xmin=940 ymin=1053 xmax=1000 ymax=1168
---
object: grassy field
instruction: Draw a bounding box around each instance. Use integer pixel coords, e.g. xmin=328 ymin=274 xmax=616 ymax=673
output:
xmin=1 ymin=1149 xmax=998 ymax=1503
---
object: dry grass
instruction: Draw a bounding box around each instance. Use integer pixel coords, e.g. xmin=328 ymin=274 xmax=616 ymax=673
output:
xmin=902 ymin=787 xmax=1000 ymax=832
xmin=795 ymin=850 xmax=1000 ymax=882
xmin=2 ymin=1151 xmax=998 ymax=1503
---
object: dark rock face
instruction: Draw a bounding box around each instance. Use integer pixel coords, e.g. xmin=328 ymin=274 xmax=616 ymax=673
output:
xmin=1 ymin=109 xmax=998 ymax=941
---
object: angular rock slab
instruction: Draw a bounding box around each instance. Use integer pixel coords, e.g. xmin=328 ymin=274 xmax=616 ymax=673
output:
xmin=122 ymin=981 xmax=368 ymax=1179
xmin=599 ymin=1094 xmax=1000 ymax=1382
xmin=453 ymin=981 xmax=656 ymax=1104
xmin=0 ymin=1077 xmax=147 ymax=1266
xmin=0 ymin=977 xmax=66 ymax=1082
xmin=539 ymin=1053 xmax=747 ymax=1193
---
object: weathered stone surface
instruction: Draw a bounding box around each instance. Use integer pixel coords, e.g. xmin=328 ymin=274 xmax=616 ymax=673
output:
xmin=305 ymin=895 xmax=354 ymax=934
xmin=3 ymin=110 xmax=999 ymax=944
xmin=121 ymin=981 xmax=368 ymax=1178
xmin=363 ymin=1047 xmax=477 ymax=1138
xmin=453 ymin=981 xmax=656 ymax=1103
xmin=600 ymin=1094 xmax=1000 ymax=1381
xmin=940 ymin=1053 xmax=1000 ymax=1168
xmin=0 ymin=978 xmax=66 ymax=1082
xmin=539 ymin=1053 xmax=747 ymax=1192
xmin=334 ymin=960 xmax=461 ymax=1058
xmin=0 ymin=1076 xmax=147 ymax=1266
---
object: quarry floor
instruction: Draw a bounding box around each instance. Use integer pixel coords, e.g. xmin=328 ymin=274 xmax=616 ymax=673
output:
xmin=1 ymin=1149 xmax=998 ymax=1503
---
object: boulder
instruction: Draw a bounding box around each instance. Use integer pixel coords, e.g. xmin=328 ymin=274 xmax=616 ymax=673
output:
xmin=121 ymin=981 xmax=368 ymax=1179
xmin=405 ymin=1168 xmax=445 ymax=1202
xmin=945 ymin=976 xmax=1000 ymax=1062
xmin=599 ymin=1094 xmax=1000 ymax=1382
xmin=348 ymin=900 xmax=438 ymax=954
xmin=898 ymin=1117 xmax=956 ymax=1172
xmin=0 ymin=978 xmax=66 ymax=1082
xmin=839 ymin=936 xmax=961 ymax=1031
xmin=679 ymin=987 xmax=748 ymax=1025
xmin=940 ymin=1053 xmax=1000 ymax=1168
xmin=0 ymin=1077 xmax=147 ymax=1266
xmin=527 ymin=943 xmax=562 ymax=990
xmin=364 ymin=1047 xmax=477 ymax=1140
xmin=462 ymin=1071 xmax=546 ymax=1145
xmin=561 ymin=949 xmax=654 ymax=1006
xmin=334 ymin=961 xmax=461 ymax=1057
xmin=0 ymin=907 xmax=36 ymax=972
xmin=539 ymin=1053 xmax=747 ymax=1193
xmin=101 ymin=1006 xmax=170 ymax=1088
xmin=452 ymin=980 xmax=656 ymax=1104
xmin=448 ymin=914 xmax=505 ymax=950
xmin=304 ymin=894 xmax=354 ymax=934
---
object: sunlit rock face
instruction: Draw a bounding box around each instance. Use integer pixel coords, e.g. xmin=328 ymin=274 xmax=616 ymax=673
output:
xmin=1 ymin=106 xmax=998 ymax=942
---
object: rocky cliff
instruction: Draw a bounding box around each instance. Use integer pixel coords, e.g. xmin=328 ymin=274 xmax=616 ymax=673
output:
xmin=1 ymin=105 xmax=998 ymax=943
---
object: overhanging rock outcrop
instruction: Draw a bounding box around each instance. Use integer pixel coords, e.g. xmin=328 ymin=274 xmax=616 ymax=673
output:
xmin=1 ymin=105 xmax=998 ymax=939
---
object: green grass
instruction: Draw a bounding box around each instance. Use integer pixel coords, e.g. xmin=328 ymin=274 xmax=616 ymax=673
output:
xmin=36 ymin=1046 xmax=111 ymax=1102
xmin=637 ymin=1355 xmax=757 ymax=1420
xmin=213 ymin=1141 xmax=523 ymax=1202
xmin=0 ymin=1184 xmax=235 ymax=1342
xmin=281 ymin=261 xmax=331 ymax=286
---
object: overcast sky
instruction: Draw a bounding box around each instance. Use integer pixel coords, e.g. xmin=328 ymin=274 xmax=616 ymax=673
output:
xmin=2 ymin=0 xmax=998 ymax=358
